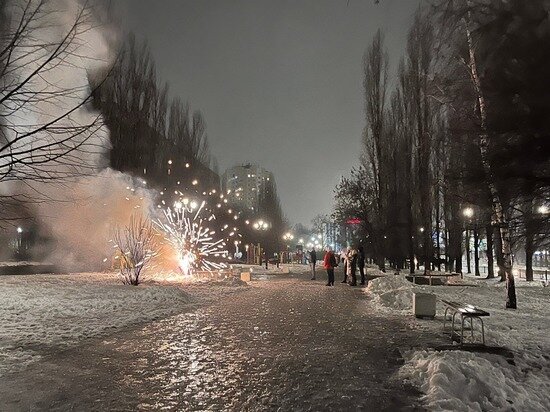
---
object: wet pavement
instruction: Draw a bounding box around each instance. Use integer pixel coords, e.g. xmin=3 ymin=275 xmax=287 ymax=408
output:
xmin=0 ymin=273 xmax=433 ymax=411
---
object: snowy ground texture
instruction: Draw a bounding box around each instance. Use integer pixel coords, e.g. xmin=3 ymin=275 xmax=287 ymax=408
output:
xmin=366 ymin=272 xmax=550 ymax=411
xmin=0 ymin=272 xmax=246 ymax=377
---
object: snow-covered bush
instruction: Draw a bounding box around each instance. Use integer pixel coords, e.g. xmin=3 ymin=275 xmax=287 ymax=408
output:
xmin=113 ymin=215 xmax=159 ymax=285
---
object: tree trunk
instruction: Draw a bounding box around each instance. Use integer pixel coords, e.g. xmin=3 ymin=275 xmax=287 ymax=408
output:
xmin=407 ymin=195 xmax=415 ymax=274
xmin=445 ymin=228 xmax=452 ymax=272
xmin=455 ymin=255 xmax=462 ymax=275
xmin=474 ymin=226 xmax=480 ymax=276
xmin=486 ymin=224 xmax=495 ymax=279
xmin=436 ymin=200 xmax=441 ymax=271
xmin=465 ymin=6 xmax=516 ymax=308
xmin=525 ymin=221 xmax=534 ymax=282
xmin=494 ymin=229 xmax=505 ymax=280
xmin=465 ymin=229 xmax=471 ymax=273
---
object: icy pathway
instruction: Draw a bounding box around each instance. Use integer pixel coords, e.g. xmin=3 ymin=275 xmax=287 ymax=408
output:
xmin=0 ymin=275 xmax=435 ymax=411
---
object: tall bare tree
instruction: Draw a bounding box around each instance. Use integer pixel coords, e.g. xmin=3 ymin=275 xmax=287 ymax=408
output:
xmin=1 ymin=0 xmax=108 ymax=223
xmin=361 ymin=29 xmax=388 ymax=268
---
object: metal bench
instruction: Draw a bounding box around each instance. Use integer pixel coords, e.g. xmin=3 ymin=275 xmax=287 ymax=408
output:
xmin=442 ymin=299 xmax=490 ymax=345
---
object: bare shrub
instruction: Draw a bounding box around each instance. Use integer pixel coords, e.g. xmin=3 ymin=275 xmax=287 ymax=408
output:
xmin=113 ymin=215 xmax=158 ymax=285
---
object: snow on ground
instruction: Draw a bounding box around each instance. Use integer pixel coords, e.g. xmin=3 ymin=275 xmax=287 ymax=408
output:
xmin=366 ymin=273 xmax=550 ymax=411
xmin=0 ymin=272 xmax=247 ymax=377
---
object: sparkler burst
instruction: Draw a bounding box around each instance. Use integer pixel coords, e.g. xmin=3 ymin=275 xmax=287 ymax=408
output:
xmin=155 ymin=199 xmax=228 ymax=276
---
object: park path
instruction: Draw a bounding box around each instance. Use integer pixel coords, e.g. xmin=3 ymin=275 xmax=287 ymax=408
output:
xmin=0 ymin=274 xmax=433 ymax=411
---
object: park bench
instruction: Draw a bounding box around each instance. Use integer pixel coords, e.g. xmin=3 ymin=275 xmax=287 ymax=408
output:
xmin=442 ymin=299 xmax=490 ymax=345
xmin=409 ymin=272 xmax=460 ymax=286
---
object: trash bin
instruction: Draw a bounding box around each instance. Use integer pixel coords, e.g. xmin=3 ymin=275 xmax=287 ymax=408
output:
xmin=413 ymin=292 xmax=436 ymax=318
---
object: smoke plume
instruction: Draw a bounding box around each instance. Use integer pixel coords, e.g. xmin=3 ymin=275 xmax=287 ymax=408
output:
xmin=1 ymin=0 xmax=154 ymax=269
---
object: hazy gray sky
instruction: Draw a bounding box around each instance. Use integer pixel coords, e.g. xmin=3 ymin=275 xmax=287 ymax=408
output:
xmin=116 ymin=0 xmax=420 ymax=225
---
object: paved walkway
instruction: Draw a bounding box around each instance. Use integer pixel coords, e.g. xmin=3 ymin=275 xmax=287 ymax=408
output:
xmin=0 ymin=274 xmax=433 ymax=411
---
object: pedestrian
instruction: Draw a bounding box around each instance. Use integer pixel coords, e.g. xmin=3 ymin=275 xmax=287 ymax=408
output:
xmin=323 ymin=247 xmax=337 ymax=286
xmin=358 ymin=245 xmax=366 ymax=285
xmin=309 ymin=248 xmax=317 ymax=280
xmin=347 ymin=246 xmax=358 ymax=286
xmin=340 ymin=247 xmax=348 ymax=283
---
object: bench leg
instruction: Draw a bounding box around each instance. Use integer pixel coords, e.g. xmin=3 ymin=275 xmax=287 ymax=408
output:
xmin=480 ymin=318 xmax=485 ymax=345
xmin=461 ymin=315 xmax=467 ymax=345
xmin=451 ymin=311 xmax=459 ymax=340
xmin=443 ymin=308 xmax=449 ymax=331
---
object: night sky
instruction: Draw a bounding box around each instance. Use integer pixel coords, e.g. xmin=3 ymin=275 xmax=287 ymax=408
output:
xmin=116 ymin=0 xmax=421 ymax=225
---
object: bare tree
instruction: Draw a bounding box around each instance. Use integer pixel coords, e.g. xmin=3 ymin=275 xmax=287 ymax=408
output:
xmin=361 ymin=29 xmax=389 ymax=268
xmin=0 ymin=0 xmax=108 ymax=221
xmin=113 ymin=214 xmax=159 ymax=286
xmin=1 ymin=0 xmax=107 ymax=179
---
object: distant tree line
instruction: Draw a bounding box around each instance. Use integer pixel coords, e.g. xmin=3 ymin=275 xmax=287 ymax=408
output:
xmin=92 ymin=34 xmax=218 ymax=191
xmin=93 ymin=33 xmax=289 ymax=254
xmin=335 ymin=0 xmax=550 ymax=307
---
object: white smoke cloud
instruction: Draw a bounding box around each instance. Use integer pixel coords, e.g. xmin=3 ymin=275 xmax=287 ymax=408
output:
xmin=0 ymin=0 xmax=155 ymax=269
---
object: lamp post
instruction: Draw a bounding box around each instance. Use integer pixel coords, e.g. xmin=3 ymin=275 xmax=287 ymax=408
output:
xmin=462 ymin=207 xmax=479 ymax=276
xmin=282 ymin=232 xmax=294 ymax=264
xmin=16 ymin=227 xmax=23 ymax=257
xmin=253 ymin=219 xmax=270 ymax=268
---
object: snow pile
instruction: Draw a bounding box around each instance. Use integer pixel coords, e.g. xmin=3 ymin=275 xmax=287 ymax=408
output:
xmin=366 ymin=266 xmax=390 ymax=278
xmin=365 ymin=274 xmax=418 ymax=312
xmin=401 ymin=349 xmax=550 ymax=411
xmin=0 ymin=273 xmax=193 ymax=376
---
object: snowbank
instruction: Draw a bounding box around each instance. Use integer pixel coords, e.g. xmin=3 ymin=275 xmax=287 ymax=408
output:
xmin=365 ymin=274 xmax=420 ymax=312
xmin=0 ymin=273 xmax=193 ymax=376
xmin=368 ymin=273 xmax=550 ymax=411
xmin=401 ymin=349 xmax=550 ymax=411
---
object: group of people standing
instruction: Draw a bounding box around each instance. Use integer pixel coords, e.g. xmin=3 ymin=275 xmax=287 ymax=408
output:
xmin=308 ymin=246 xmax=367 ymax=287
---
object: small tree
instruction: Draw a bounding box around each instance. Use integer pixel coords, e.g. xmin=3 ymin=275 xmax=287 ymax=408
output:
xmin=113 ymin=215 xmax=158 ymax=285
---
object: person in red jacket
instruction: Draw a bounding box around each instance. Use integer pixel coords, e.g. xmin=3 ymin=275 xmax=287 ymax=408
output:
xmin=323 ymin=247 xmax=337 ymax=286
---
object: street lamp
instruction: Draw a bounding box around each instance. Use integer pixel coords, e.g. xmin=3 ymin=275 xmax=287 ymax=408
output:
xmin=463 ymin=207 xmax=474 ymax=219
xmin=252 ymin=219 xmax=270 ymax=267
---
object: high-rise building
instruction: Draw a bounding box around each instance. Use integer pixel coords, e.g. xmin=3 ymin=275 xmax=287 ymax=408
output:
xmin=221 ymin=163 xmax=273 ymax=212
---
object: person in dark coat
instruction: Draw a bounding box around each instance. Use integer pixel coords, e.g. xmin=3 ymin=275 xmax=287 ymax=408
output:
xmin=358 ymin=245 xmax=366 ymax=285
xmin=323 ymin=247 xmax=337 ymax=286
xmin=347 ymin=247 xmax=358 ymax=286
xmin=309 ymin=248 xmax=317 ymax=280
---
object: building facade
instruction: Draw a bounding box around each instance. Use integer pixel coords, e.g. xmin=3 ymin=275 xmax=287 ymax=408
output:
xmin=221 ymin=163 xmax=274 ymax=211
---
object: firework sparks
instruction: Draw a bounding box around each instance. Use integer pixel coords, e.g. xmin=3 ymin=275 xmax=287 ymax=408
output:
xmin=155 ymin=199 xmax=228 ymax=276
